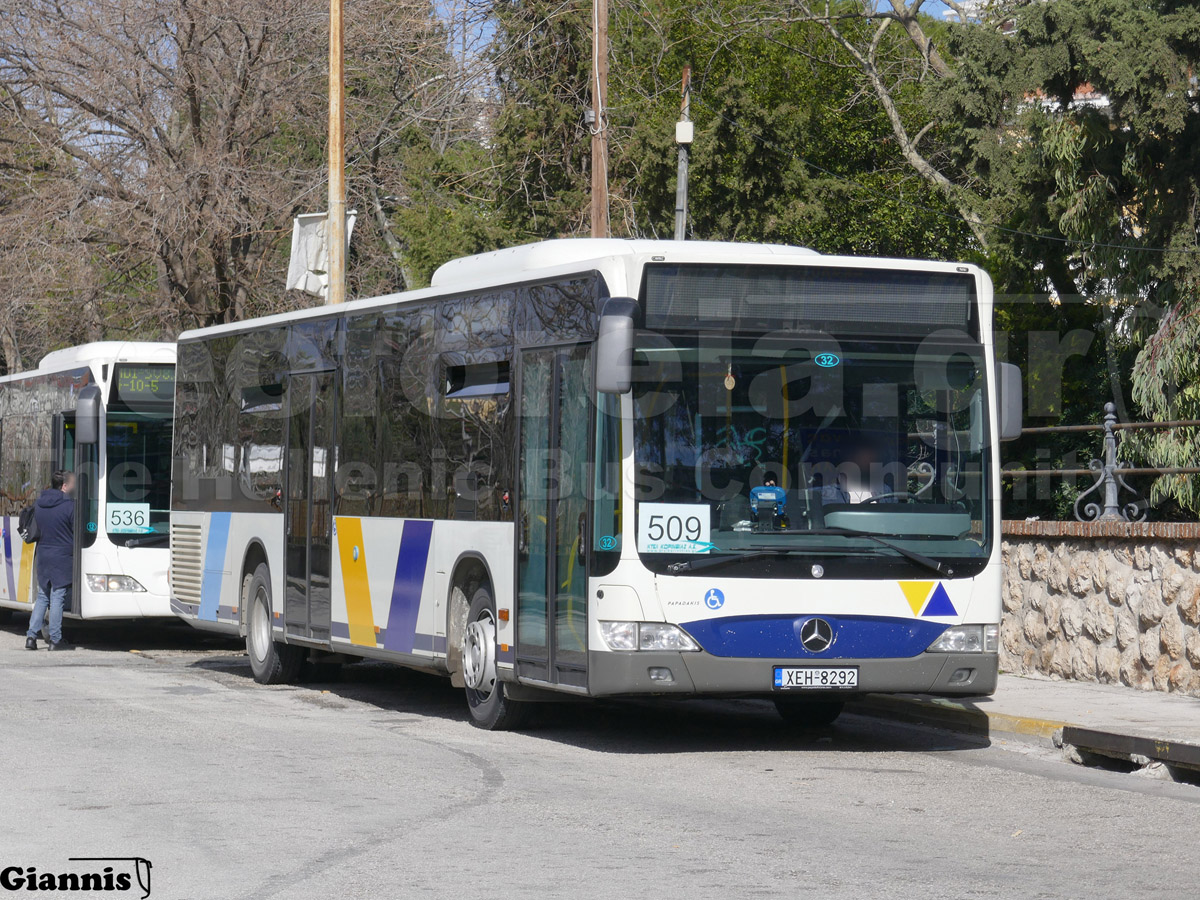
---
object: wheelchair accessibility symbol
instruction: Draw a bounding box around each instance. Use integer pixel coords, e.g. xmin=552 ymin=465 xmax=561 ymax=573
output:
xmin=704 ymin=588 xmax=725 ymax=610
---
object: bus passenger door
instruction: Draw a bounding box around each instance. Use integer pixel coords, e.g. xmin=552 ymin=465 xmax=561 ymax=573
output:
xmin=515 ymin=346 xmax=590 ymax=689
xmin=284 ymin=372 xmax=335 ymax=643
xmin=71 ymin=391 xmax=101 ymax=618
xmin=52 ymin=413 xmax=80 ymax=613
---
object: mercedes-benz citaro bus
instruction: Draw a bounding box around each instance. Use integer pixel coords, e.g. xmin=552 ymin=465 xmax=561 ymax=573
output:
xmin=0 ymin=342 xmax=176 ymax=626
xmin=168 ymin=240 xmax=1021 ymax=729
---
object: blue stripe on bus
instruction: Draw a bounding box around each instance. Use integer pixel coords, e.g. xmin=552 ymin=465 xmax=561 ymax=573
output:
xmin=411 ymin=632 xmax=448 ymax=654
xmin=2 ymin=518 xmax=16 ymax=601
xmin=678 ymin=614 xmax=949 ymax=659
xmin=331 ymin=621 xmax=386 ymax=643
xmin=382 ymin=519 xmax=433 ymax=655
xmin=330 ymin=620 xmax=448 ymax=656
xmin=198 ymin=512 xmax=232 ymax=622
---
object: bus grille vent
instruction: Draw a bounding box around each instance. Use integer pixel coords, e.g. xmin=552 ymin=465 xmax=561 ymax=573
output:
xmin=170 ymin=523 xmax=204 ymax=606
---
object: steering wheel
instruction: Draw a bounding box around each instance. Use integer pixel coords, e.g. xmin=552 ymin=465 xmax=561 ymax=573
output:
xmin=863 ymin=491 xmax=918 ymax=504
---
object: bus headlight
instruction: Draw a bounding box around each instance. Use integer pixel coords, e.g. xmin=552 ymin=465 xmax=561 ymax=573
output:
xmin=87 ymin=574 xmax=147 ymax=593
xmin=599 ymin=621 xmax=638 ymax=650
xmin=927 ymin=625 xmax=990 ymax=653
xmin=638 ymin=623 xmax=700 ymax=652
xmin=599 ymin=621 xmax=700 ymax=652
xmin=984 ymin=624 xmax=999 ymax=652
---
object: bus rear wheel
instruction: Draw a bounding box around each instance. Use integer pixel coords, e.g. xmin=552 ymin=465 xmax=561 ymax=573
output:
xmin=462 ymin=586 xmax=528 ymax=731
xmin=246 ymin=563 xmax=303 ymax=685
xmin=773 ymin=698 xmax=844 ymax=728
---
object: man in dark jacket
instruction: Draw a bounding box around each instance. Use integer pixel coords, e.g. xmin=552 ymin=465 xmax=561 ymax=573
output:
xmin=25 ymin=470 xmax=76 ymax=651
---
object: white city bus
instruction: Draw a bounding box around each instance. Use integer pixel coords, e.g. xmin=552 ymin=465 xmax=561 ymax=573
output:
xmin=169 ymin=240 xmax=1020 ymax=728
xmin=0 ymin=342 xmax=176 ymax=625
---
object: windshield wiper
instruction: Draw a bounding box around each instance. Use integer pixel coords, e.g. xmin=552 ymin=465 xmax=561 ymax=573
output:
xmin=123 ymin=533 xmax=169 ymax=548
xmin=668 ymin=548 xmax=791 ymax=574
xmin=801 ymin=527 xmax=956 ymax=577
xmin=666 ymin=529 xmax=956 ymax=577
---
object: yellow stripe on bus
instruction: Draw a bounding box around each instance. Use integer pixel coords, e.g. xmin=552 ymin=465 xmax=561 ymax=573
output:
xmin=17 ymin=542 xmax=35 ymax=605
xmin=336 ymin=517 xmax=377 ymax=646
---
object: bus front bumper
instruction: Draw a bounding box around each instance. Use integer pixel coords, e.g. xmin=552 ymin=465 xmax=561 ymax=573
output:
xmin=587 ymin=649 xmax=998 ymax=698
xmin=77 ymin=588 xmax=173 ymax=619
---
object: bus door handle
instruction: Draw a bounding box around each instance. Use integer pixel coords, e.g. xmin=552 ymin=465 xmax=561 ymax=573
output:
xmin=576 ymin=512 xmax=587 ymax=566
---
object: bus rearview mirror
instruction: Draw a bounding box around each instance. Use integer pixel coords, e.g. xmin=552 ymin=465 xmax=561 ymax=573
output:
xmin=998 ymin=362 xmax=1023 ymax=442
xmin=595 ymin=297 xmax=639 ymax=394
xmin=76 ymin=384 xmax=103 ymax=444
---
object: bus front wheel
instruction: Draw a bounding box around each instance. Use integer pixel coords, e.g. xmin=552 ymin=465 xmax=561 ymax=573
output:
xmin=246 ymin=563 xmax=303 ymax=685
xmin=462 ymin=586 xmax=528 ymax=731
xmin=773 ymin=698 xmax=844 ymax=728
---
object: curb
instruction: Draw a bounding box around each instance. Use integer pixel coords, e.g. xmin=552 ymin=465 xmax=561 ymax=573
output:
xmin=855 ymin=693 xmax=1200 ymax=773
xmin=1060 ymin=726 xmax=1200 ymax=772
xmin=853 ymin=693 xmax=1066 ymax=747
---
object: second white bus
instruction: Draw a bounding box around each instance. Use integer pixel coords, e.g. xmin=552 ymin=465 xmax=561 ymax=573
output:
xmin=0 ymin=342 xmax=176 ymax=625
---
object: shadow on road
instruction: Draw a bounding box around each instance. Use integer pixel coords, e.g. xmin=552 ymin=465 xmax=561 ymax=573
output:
xmin=191 ymin=651 xmax=991 ymax=756
xmin=0 ymin=613 xmax=242 ymax=653
xmin=2 ymin=610 xmax=989 ymax=754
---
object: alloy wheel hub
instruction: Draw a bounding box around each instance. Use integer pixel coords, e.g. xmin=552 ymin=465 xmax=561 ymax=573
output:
xmin=463 ymin=614 xmax=497 ymax=694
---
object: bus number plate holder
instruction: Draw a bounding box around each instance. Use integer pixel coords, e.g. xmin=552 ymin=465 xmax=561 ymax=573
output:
xmin=773 ymin=666 xmax=858 ymax=690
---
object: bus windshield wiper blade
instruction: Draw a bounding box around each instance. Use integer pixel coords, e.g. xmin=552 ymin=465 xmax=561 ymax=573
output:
xmin=668 ymin=548 xmax=791 ymax=574
xmin=802 ymin=527 xmax=955 ymax=577
xmin=124 ymin=533 xmax=169 ymax=548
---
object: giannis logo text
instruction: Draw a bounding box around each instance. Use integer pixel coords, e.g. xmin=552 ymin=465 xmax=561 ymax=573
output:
xmin=1 ymin=858 xmax=152 ymax=898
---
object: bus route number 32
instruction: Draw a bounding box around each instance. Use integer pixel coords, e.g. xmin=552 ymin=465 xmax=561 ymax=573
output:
xmin=108 ymin=502 xmax=152 ymax=534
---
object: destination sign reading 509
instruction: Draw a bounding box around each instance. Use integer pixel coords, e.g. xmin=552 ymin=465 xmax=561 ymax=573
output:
xmin=637 ymin=503 xmax=712 ymax=554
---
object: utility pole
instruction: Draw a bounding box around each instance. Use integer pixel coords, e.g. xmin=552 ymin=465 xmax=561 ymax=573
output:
xmin=327 ymin=0 xmax=346 ymax=305
xmin=673 ymin=65 xmax=692 ymax=241
xmin=590 ymin=0 xmax=609 ymax=238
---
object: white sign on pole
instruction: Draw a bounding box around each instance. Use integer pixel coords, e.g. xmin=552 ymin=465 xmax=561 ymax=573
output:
xmin=286 ymin=210 xmax=357 ymax=297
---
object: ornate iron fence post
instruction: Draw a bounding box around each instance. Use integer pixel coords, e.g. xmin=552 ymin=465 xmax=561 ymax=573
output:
xmin=1074 ymin=402 xmax=1147 ymax=523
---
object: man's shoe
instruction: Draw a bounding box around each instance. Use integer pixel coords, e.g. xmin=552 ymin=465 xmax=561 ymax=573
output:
xmin=24 ymin=637 xmax=37 ymax=651
xmin=47 ymin=641 xmax=73 ymax=652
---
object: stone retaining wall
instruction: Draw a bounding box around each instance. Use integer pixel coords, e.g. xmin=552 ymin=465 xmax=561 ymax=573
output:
xmin=1001 ymin=521 xmax=1200 ymax=695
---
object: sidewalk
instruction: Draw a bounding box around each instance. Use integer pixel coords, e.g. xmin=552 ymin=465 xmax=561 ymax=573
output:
xmin=857 ymin=673 xmax=1200 ymax=770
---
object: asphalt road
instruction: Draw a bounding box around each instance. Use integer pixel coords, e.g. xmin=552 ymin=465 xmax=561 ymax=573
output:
xmin=1 ymin=614 xmax=1197 ymax=900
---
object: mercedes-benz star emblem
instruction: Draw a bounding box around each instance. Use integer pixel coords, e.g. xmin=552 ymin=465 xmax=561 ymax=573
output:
xmin=800 ymin=617 xmax=834 ymax=653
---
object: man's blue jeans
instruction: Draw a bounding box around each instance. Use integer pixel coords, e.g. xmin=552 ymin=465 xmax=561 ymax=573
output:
xmin=26 ymin=584 xmax=68 ymax=644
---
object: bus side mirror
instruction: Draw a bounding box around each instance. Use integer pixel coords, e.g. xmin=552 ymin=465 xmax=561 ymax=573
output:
xmin=595 ymin=297 xmax=639 ymax=394
xmin=76 ymin=385 xmax=103 ymax=445
xmin=998 ymin=363 xmax=1022 ymax=442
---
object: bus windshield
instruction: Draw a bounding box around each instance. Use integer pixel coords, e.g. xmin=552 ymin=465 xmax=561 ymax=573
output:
xmin=631 ymin=332 xmax=992 ymax=576
xmin=106 ymin=411 xmax=173 ymax=545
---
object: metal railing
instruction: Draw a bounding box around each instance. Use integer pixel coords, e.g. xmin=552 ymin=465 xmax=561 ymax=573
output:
xmin=1002 ymin=403 xmax=1200 ymax=522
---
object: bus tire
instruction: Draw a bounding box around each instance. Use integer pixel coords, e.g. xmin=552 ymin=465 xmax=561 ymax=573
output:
xmin=773 ymin=698 xmax=844 ymax=728
xmin=462 ymin=585 xmax=528 ymax=731
xmin=246 ymin=563 xmax=302 ymax=685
